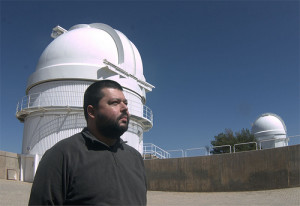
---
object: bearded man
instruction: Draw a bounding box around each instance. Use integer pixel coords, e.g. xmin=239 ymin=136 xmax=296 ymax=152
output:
xmin=29 ymin=80 xmax=147 ymax=205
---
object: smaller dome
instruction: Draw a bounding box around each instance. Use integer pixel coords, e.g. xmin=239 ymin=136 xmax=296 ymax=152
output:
xmin=252 ymin=113 xmax=287 ymax=139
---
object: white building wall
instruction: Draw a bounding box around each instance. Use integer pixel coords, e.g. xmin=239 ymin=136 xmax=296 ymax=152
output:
xmin=123 ymin=89 xmax=143 ymax=119
xmin=22 ymin=80 xmax=146 ymax=156
xmin=23 ymin=112 xmax=85 ymax=155
xmin=125 ymin=122 xmax=144 ymax=153
xmin=17 ymin=24 xmax=154 ymax=182
xmin=27 ymin=81 xmax=91 ymax=108
xmin=23 ymin=112 xmax=144 ymax=156
xmin=258 ymin=134 xmax=288 ymax=149
xmin=28 ymin=80 xmax=92 ymax=94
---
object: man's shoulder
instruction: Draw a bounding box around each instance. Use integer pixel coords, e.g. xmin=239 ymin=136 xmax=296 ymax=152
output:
xmin=37 ymin=132 xmax=84 ymax=169
xmin=46 ymin=132 xmax=84 ymax=154
xmin=122 ymin=142 xmax=143 ymax=158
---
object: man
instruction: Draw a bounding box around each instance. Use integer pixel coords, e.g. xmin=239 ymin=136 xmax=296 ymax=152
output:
xmin=29 ymin=80 xmax=147 ymax=205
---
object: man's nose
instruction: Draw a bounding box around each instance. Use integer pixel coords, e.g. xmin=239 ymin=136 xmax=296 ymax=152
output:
xmin=120 ymin=102 xmax=129 ymax=113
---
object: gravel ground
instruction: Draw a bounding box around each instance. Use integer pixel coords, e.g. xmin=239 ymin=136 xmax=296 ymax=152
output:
xmin=1 ymin=179 xmax=299 ymax=206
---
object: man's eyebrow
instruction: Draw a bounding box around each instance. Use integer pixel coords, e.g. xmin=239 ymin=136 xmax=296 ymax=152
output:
xmin=109 ymin=98 xmax=127 ymax=102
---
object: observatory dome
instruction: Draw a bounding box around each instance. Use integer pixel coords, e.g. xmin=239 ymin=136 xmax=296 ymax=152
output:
xmin=27 ymin=23 xmax=146 ymax=93
xmin=17 ymin=22 xmax=154 ymax=181
xmin=252 ymin=113 xmax=286 ymax=137
xmin=252 ymin=113 xmax=288 ymax=149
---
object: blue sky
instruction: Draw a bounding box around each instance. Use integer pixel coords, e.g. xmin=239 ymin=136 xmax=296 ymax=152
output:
xmin=1 ymin=1 xmax=299 ymax=154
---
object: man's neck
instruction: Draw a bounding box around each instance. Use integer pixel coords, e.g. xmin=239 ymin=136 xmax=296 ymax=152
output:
xmin=87 ymin=126 xmax=118 ymax=146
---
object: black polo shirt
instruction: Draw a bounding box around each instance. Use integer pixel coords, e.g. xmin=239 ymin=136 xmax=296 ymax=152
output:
xmin=29 ymin=128 xmax=147 ymax=205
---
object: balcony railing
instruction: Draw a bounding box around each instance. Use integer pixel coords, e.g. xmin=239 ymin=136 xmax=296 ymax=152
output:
xmin=16 ymin=91 xmax=83 ymax=112
xmin=16 ymin=91 xmax=153 ymax=124
xmin=143 ymin=143 xmax=170 ymax=159
xmin=148 ymin=135 xmax=300 ymax=158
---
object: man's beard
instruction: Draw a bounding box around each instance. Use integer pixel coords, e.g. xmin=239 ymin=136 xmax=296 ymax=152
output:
xmin=95 ymin=113 xmax=129 ymax=139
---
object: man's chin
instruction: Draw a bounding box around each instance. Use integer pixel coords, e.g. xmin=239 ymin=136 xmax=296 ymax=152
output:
xmin=111 ymin=125 xmax=128 ymax=138
xmin=119 ymin=128 xmax=128 ymax=136
xmin=119 ymin=122 xmax=129 ymax=130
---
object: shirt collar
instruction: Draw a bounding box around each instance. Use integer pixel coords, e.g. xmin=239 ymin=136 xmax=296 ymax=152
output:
xmin=81 ymin=127 xmax=126 ymax=148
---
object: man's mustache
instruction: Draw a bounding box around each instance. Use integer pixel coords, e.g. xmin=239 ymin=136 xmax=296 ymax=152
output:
xmin=118 ymin=113 xmax=130 ymax=121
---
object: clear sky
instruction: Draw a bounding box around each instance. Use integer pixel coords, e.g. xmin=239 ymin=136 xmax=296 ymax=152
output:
xmin=1 ymin=0 xmax=299 ymax=154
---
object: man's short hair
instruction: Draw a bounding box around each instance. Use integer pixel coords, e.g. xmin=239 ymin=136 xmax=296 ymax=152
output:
xmin=83 ymin=80 xmax=123 ymax=121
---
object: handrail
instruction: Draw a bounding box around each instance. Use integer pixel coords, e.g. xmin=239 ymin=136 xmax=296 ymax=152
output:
xmin=233 ymin=142 xmax=257 ymax=153
xmin=167 ymin=149 xmax=185 ymax=158
xmin=142 ymin=104 xmax=153 ymax=123
xmin=143 ymin=143 xmax=170 ymax=159
xmin=16 ymin=91 xmax=153 ymax=123
xmin=16 ymin=91 xmax=83 ymax=112
xmin=145 ymin=135 xmax=300 ymax=159
xmin=211 ymin=145 xmax=232 ymax=153
xmin=288 ymin=135 xmax=300 ymax=138
xmin=185 ymin=147 xmax=209 ymax=157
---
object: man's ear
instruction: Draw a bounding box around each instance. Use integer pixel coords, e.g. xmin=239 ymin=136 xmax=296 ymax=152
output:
xmin=87 ymin=105 xmax=96 ymax=119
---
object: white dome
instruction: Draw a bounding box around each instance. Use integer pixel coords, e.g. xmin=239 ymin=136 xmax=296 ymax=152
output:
xmin=252 ymin=113 xmax=287 ymax=139
xmin=27 ymin=23 xmax=146 ymax=92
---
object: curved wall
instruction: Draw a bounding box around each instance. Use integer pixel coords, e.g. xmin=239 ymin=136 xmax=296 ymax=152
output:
xmin=22 ymin=79 xmax=148 ymax=155
xmin=144 ymin=145 xmax=300 ymax=192
xmin=22 ymin=113 xmax=85 ymax=155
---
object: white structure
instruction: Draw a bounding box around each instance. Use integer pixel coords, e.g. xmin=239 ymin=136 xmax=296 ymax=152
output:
xmin=16 ymin=23 xmax=154 ymax=181
xmin=252 ymin=113 xmax=288 ymax=149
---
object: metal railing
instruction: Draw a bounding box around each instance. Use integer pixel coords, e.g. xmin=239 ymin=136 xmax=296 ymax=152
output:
xmin=144 ymin=135 xmax=300 ymax=159
xmin=143 ymin=105 xmax=153 ymax=123
xmin=185 ymin=147 xmax=210 ymax=157
xmin=211 ymin=145 xmax=232 ymax=154
xmin=233 ymin=142 xmax=257 ymax=153
xmin=143 ymin=143 xmax=170 ymax=159
xmin=16 ymin=91 xmax=83 ymax=112
xmin=288 ymin=135 xmax=300 ymax=146
xmin=16 ymin=91 xmax=153 ymax=123
xmin=167 ymin=149 xmax=185 ymax=158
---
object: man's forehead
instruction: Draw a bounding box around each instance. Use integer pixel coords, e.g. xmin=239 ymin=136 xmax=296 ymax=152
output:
xmin=101 ymin=88 xmax=126 ymax=99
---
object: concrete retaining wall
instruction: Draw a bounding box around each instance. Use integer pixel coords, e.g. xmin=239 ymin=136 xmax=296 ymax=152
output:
xmin=1 ymin=144 xmax=299 ymax=191
xmin=144 ymin=145 xmax=300 ymax=192
xmin=0 ymin=151 xmax=19 ymax=180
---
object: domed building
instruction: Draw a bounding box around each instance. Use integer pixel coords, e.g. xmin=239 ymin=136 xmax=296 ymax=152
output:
xmin=16 ymin=23 xmax=154 ymax=181
xmin=252 ymin=113 xmax=288 ymax=149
